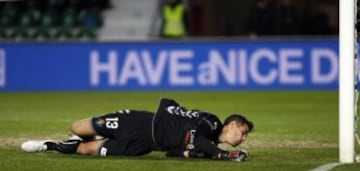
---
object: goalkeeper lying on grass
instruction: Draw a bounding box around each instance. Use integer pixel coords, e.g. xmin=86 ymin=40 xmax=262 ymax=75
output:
xmin=21 ymin=98 xmax=253 ymax=161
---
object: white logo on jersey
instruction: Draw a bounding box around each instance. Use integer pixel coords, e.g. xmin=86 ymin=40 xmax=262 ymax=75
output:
xmin=117 ymin=110 xmax=130 ymax=114
xmin=214 ymin=122 xmax=218 ymax=130
xmin=167 ymin=106 xmax=199 ymax=118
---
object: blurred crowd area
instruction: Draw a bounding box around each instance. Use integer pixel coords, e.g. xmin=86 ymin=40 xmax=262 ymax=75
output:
xmin=245 ymin=0 xmax=333 ymax=36
xmin=187 ymin=0 xmax=339 ymax=37
xmin=0 ymin=0 xmax=340 ymax=41
xmin=0 ymin=0 xmax=111 ymax=41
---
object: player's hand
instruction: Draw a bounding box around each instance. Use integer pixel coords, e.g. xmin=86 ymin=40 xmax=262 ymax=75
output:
xmin=230 ymin=150 xmax=248 ymax=162
xmin=219 ymin=150 xmax=249 ymax=162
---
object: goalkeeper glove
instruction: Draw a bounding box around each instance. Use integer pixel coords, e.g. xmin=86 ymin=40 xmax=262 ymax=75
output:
xmin=219 ymin=150 xmax=249 ymax=162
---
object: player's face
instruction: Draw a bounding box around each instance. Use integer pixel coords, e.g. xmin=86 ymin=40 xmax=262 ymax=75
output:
xmin=227 ymin=122 xmax=250 ymax=146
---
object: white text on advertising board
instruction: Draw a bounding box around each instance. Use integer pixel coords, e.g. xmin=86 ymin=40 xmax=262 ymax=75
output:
xmin=0 ymin=49 xmax=5 ymax=87
xmin=89 ymin=48 xmax=338 ymax=87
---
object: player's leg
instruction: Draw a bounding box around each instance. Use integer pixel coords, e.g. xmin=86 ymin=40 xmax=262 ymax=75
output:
xmin=70 ymin=118 xmax=98 ymax=140
xmin=22 ymin=112 xmax=121 ymax=153
xmin=21 ymin=138 xmax=106 ymax=155
xmin=47 ymin=117 xmax=100 ymax=154
xmin=76 ymin=139 xmax=105 ymax=155
xmin=74 ymin=111 xmax=155 ymax=156
xmin=21 ymin=111 xmax=152 ymax=156
xmin=46 ymin=115 xmax=115 ymax=154
xmin=71 ymin=118 xmax=96 ymax=136
xmin=66 ymin=113 xmax=119 ymax=141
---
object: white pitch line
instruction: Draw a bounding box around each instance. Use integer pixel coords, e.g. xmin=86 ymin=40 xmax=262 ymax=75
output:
xmin=309 ymin=163 xmax=344 ymax=171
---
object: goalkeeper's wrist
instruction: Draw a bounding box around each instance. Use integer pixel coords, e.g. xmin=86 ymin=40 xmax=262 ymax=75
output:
xmin=217 ymin=151 xmax=228 ymax=159
xmin=183 ymin=150 xmax=190 ymax=158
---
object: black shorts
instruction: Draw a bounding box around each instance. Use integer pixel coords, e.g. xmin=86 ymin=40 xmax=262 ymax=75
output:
xmin=91 ymin=110 xmax=156 ymax=156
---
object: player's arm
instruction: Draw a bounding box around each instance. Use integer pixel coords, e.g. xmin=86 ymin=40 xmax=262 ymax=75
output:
xmin=165 ymin=133 xmax=248 ymax=160
xmin=166 ymin=148 xmax=208 ymax=158
xmin=193 ymin=135 xmax=248 ymax=161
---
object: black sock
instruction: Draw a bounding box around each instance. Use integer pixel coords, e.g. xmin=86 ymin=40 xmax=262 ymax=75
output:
xmin=55 ymin=140 xmax=81 ymax=154
xmin=80 ymin=136 xmax=96 ymax=142
xmin=44 ymin=142 xmax=57 ymax=151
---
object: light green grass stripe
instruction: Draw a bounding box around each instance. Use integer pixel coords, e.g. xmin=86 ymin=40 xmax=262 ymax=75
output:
xmin=310 ymin=163 xmax=344 ymax=171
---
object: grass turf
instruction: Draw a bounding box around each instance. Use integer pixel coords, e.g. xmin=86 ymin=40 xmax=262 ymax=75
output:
xmin=0 ymin=91 xmax=358 ymax=170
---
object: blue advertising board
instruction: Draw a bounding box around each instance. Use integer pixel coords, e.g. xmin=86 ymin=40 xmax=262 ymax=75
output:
xmin=0 ymin=40 xmax=338 ymax=91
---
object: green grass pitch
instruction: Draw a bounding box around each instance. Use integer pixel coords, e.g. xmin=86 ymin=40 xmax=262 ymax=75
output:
xmin=0 ymin=91 xmax=358 ymax=171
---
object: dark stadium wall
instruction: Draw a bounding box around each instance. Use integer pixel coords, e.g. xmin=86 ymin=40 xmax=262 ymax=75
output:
xmin=188 ymin=0 xmax=338 ymax=36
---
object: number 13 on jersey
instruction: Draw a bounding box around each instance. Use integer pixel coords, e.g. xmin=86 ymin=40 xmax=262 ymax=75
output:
xmin=105 ymin=117 xmax=119 ymax=129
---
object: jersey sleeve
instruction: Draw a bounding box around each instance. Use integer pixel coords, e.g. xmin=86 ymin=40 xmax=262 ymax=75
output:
xmin=196 ymin=112 xmax=223 ymax=140
xmin=155 ymin=98 xmax=193 ymax=117
xmin=156 ymin=98 xmax=180 ymax=113
xmin=192 ymin=113 xmax=224 ymax=158
xmin=193 ymin=135 xmax=223 ymax=158
xmin=165 ymin=149 xmax=185 ymax=157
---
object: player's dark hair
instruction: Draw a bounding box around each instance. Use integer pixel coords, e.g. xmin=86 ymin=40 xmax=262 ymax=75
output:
xmin=224 ymin=114 xmax=254 ymax=132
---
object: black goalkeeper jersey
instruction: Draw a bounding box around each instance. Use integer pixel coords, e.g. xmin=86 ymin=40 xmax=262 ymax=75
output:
xmin=152 ymin=98 xmax=223 ymax=157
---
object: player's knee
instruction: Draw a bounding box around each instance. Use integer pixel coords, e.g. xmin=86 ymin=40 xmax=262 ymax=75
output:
xmin=71 ymin=118 xmax=96 ymax=137
xmin=71 ymin=120 xmax=83 ymax=135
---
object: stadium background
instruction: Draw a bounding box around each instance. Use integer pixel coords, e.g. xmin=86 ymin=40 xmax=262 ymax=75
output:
xmin=1 ymin=0 xmax=358 ymax=170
